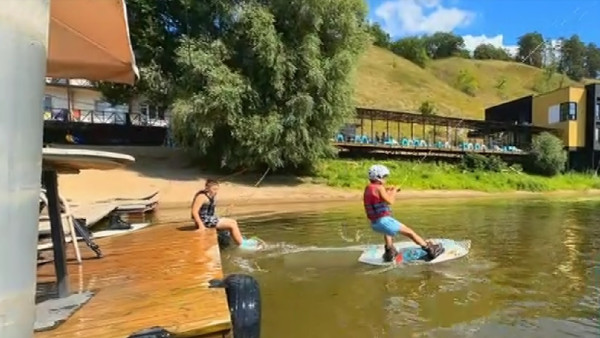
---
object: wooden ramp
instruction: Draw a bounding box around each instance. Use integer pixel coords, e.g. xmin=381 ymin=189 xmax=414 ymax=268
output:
xmin=35 ymin=223 xmax=232 ymax=338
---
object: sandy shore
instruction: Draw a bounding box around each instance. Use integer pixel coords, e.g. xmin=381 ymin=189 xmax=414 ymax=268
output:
xmin=55 ymin=146 xmax=600 ymax=215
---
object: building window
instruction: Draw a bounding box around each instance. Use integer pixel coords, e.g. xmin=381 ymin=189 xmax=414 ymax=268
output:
xmin=43 ymin=95 xmax=52 ymax=111
xmin=596 ymin=103 xmax=600 ymax=121
xmin=140 ymin=104 xmax=149 ymax=116
xmin=596 ymin=127 xmax=600 ymax=143
xmin=559 ymin=102 xmax=577 ymax=121
xmin=94 ymin=100 xmax=111 ymax=112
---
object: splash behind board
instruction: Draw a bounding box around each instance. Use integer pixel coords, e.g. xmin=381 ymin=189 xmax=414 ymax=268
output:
xmin=358 ymin=239 xmax=470 ymax=266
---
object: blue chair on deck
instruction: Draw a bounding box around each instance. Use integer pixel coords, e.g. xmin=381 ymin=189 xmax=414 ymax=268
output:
xmin=361 ymin=135 xmax=369 ymax=144
xmin=419 ymin=140 xmax=428 ymax=147
xmin=336 ymin=134 xmax=344 ymax=142
xmin=384 ymin=138 xmax=398 ymax=146
xmin=474 ymin=143 xmax=481 ymax=151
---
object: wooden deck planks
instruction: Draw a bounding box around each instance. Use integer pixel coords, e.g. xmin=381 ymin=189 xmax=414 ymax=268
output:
xmin=35 ymin=223 xmax=232 ymax=338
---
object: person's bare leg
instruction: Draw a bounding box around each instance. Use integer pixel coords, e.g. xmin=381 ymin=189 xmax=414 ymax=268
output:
xmin=216 ymin=218 xmax=244 ymax=245
xmin=384 ymin=235 xmax=393 ymax=247
xmin=399 ymin=225 xmax=428 ymax=247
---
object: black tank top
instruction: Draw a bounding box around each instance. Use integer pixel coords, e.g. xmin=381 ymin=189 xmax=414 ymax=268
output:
xmin=191 ymin=190 xmax=216 ymax=223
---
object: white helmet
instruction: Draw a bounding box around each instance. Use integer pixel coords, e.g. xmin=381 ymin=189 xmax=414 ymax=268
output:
xmin=368 ymin=164 xmax=390 ymax=182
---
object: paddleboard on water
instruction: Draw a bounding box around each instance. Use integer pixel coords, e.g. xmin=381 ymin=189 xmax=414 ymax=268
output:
xmin=358 ymin=238 xmax=471 ymax=266
xmin=92 ymin=222 xmax=151 ymax=239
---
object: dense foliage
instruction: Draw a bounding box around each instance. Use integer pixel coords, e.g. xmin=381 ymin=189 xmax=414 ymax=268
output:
xmin=98 ymin=0 xmax=369 ymax=170
xmin=526 ymin=132 xmax=568 ymax=176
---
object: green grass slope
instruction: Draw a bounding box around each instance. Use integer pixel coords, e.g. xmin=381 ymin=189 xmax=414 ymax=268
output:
xmin=353 ymin=46 xmax=485 ymax=118
xmin=354 ymin=46 xmax=589 ymax=119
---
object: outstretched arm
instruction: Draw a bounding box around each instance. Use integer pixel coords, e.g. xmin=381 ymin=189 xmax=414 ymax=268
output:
xmin=191 ymin=194 xmax=207 ymax=230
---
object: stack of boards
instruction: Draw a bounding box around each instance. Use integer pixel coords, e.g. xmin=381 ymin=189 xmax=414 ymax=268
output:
xmin=358 ymin=238 xmax=471 ymax=266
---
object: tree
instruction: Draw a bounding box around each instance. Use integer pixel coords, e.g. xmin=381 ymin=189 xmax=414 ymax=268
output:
xmin=170 ymin=0 xmax=369 ymax=171
xmin=585 ymin=43 xmax=600 ymax=79
xmin=423 ymin=32 xmax=466 ymax=59
xmin=367 ymin=22 xmax=391 ymax=49
xmin=526 ymin=132 xmax=567 ymax=176
xmin=95 ymin=0 xmax=189 ymax=113
xmin=390 ymin=37 xmax=429 ymax=68
xmin=559 ymin=34 xmax=587 ymax=81
xmin=517 ymin=32 xmax=545 ymax=67
xmin=473 ymin=43 xmax=511 ymax=61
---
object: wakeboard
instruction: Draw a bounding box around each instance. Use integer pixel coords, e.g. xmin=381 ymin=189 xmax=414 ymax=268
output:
xmin=91 ymin=222 xmax=151 ymax=239
xmin=358 ymin=239 xmax=470 ymax=266
xmin=238 ymin=237 xmax=267 ymax=251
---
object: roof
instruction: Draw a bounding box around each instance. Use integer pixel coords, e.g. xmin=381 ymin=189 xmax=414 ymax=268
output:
xmin=355 ymin=107 xmax=555 ymax=133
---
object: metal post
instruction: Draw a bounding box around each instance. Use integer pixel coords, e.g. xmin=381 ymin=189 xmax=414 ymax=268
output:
xmin=386 ymin=119 xmax=389 ymax=143
xmin=42 ymin=170 xmax=70 ymax=298
xmin=0 ymin=1 xmax=50 ymax=337
xmin=370 ymin=112 xmax=374 ymax=143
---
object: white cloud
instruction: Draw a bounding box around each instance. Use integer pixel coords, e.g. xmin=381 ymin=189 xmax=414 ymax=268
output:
xmin=462 ymin=34 xmax=518 ymax=56
xmin=374 ymin=0 xmax=475 ymax=36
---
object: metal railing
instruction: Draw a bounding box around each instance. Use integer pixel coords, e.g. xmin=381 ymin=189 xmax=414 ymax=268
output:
xmin=43 ymin=108 xmax=169 ymax=127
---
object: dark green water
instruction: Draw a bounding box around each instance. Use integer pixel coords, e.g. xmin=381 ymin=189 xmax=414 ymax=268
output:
xmin=219 ymin=198 xmax=600 ymax=338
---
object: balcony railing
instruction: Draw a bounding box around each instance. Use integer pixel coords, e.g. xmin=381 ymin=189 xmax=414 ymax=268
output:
xmin=43 ymin=108 xmax=169 ymax=128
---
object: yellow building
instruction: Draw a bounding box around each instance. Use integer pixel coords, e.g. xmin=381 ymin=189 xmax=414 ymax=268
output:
xmin=485 ymin=83 xmax=600 ymax=171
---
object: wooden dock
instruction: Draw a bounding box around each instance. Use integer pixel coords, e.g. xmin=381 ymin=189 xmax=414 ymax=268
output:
xmin=35 ymin=223 xmax=232 ymax=338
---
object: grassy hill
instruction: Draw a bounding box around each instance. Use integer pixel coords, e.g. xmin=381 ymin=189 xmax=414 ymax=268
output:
xmin=354 ymin=46 xmax=588 ymax=119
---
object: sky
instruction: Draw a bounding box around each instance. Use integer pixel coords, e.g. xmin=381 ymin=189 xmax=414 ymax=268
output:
xmin=367 ymin=0 xmax=600 ymax=55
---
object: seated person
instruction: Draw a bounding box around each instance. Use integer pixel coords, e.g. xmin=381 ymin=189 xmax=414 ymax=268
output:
xmin=191 ymin=179 xmax=257 ymax=248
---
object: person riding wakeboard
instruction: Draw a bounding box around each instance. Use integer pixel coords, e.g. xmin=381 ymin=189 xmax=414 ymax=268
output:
xmin=363 ymin=164 xmax=444 ymax=262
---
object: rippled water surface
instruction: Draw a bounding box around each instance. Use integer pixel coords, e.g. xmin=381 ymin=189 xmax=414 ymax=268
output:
xmin=211 ymin=198 xmax=600 ymax=338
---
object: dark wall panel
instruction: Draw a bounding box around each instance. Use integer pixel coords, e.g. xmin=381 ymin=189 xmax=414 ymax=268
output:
xmin=43 ymin=121 xmax=167 ymax=146
xmin=485 ymin=95 xmax=533 ymax=124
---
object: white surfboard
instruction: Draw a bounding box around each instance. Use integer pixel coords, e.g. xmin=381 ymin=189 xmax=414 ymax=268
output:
xmin=91 ymin=222 xmax=151 ymax=239
xmin=358 ymin=239 xmax=471 ymax=266
xmin=37 ymin=223 xmax=151 ymax=251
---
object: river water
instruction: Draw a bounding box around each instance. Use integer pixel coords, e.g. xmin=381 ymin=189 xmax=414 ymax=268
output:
xmin=219 ymin=198 xmax=600 ymax=338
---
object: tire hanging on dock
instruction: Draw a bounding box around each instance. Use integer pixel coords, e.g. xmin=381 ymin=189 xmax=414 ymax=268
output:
xmin=222 ymin=274 xmax=262 ymax=338
xmin=217 ymin=230 xmax=232 ymax=249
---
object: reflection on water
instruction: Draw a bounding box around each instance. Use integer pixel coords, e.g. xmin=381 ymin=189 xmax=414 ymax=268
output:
xmin=218 ymin=198 xmax=600 ymax=338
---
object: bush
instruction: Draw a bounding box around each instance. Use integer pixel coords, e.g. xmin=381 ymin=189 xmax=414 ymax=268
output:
xmin=461 ymin=153 xmax=507 ymax=172
xmin=455 ymin=69 xmax=478 ymax=96
xmin=526 ymin=132 xmax=568 ymax=176
xmin=418 ymin=100 xmax=436 ymax=116
xmin=485 ymin=155 xmax=508 ymax=172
